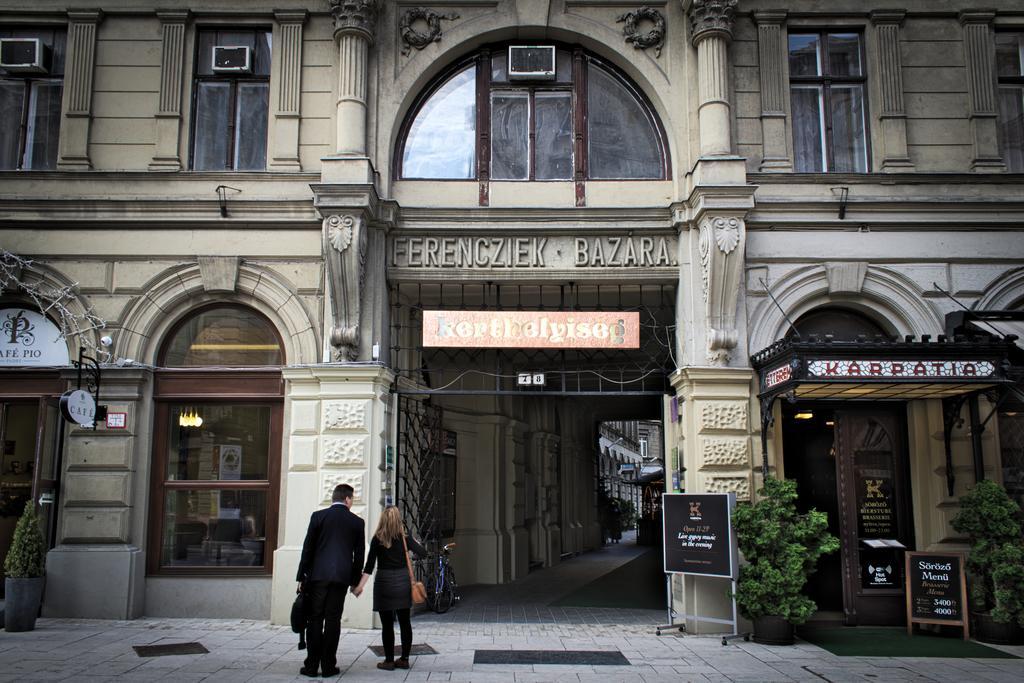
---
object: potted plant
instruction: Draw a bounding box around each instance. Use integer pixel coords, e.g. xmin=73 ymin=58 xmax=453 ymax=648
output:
xmin=3 ymin=501 xmax=47 ymax=632
xmin=951 ymin=479 xmax=1024 ymax=644
xmin=732 ymin=477 xmax=839 ymax=645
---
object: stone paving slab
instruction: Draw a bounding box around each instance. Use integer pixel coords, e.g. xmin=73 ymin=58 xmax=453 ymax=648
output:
xmin=0 ymin=617 xmax=1023 ymax=682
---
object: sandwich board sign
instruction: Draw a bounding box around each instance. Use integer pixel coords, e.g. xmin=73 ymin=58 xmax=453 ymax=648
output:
xmin=662 ymin=493 xmax=737 ymax=578
xmin=905 ymin=551 xmax=969 ymax=640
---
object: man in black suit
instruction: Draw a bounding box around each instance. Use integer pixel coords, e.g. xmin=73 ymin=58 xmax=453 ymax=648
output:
xmin=297 ymin=483 xmax=365 ymax=677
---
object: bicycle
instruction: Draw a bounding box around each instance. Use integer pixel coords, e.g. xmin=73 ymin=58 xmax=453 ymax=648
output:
xmin=426 ymin=542 xmax=459 ymax=613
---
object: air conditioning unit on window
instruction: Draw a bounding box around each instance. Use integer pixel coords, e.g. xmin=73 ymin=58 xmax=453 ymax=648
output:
xmin=0 ymin=38 xmax=49 ymax=74
xmin=508 ymin=45 xmax=556 ymax=81
xmin=212 ymin=45 xmax=251 ymax=73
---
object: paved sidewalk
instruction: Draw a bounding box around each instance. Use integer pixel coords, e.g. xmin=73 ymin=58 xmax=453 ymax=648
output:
xmin=2 ymin=617 xmax=1023 ymax=682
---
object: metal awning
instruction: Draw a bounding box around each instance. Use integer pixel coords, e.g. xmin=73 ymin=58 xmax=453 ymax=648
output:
xmin=750 ymin=333 xmax=1023 ymax=482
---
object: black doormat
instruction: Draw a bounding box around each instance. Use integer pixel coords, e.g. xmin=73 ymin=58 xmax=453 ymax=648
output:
xmin=474 ymin=650 xmax=630 ymax=665
xmin=133 ymin=642 xmax=209 ymax=657
xmin=369 ymin=644 xmax=438 ymax=657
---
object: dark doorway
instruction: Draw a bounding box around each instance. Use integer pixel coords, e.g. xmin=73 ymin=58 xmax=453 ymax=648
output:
xmin=783 ymin=403 xmax=914 ymax=625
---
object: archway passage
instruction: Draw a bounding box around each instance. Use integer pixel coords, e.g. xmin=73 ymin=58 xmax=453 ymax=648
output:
xmin=390 ymin=282 xmax=675 ymax=624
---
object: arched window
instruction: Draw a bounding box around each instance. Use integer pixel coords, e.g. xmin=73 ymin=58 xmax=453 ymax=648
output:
xmin=787 ymin=306 xmax=890 ymax=341
xmin=397 ymin=45 xmax=669 ymax=181
xmin=162 ymin=306 xmax=283 ymax=367
xmin=150 ymin=305 xmax=283 ymax=575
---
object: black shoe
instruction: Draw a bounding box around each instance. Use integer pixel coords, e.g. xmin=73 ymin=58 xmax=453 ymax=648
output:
xmin=299 ymin=665 xmax=319 ymax=677
xmin=321 ymin=666 xmax=341 ymax=677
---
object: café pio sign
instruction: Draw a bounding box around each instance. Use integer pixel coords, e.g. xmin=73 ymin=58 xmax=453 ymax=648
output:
xmin=0 ymin=308 xmax=70 ymax=367
xmin=422 ymin=311 xmax=640 ymax=349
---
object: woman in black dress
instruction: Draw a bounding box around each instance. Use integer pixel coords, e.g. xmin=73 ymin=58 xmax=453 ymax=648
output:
xmin=355 ymin=505 xmax=427 ymax=671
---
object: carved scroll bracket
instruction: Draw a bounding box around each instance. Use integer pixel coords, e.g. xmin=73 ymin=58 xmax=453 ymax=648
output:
xmin=323 ymin=214 xmax=369 ymax=361
xmin=697 ymin=215 xmax=745 ymax=366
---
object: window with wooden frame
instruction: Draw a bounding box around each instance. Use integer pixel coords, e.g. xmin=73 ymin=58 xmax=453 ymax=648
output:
xmin=190 ymin=27 xmax=271 ymax=171
xmin=396 ymin=45 xmax=669 ymax=183
xmin=996 ymin=32 xmax=1024 ymax=172
xmin=788 ymin=31 xmax=869 ymax=173
xmin=148 ymin=306 xmax=284 ymax=575
xmin=0 ymin=27 xmax=65 ymax=170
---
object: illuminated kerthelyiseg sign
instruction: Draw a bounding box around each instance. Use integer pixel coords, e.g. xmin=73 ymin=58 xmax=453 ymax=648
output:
xmin=422 ymin=311 xmax=640 ymax=348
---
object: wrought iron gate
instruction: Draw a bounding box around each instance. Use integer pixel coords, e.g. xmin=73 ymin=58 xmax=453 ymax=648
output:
xmin=396 ymin=395 xmax=443 ymax=571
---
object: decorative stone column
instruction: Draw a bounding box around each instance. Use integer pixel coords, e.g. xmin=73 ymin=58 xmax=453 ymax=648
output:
xmin=960 ymin=11 xmax=1006 ymax=172
xmin=688 ymin=0 xmax=738 ymax=157
xmin=149 ymin=10 xmax=188 ymax=171
xmin=270 ymin=10 xmax=308 ymax=171
xmin=871 ymin=10 xmax=914 ymax=171
xmin=57 ymin=10 xmax=102 ymax=170
xmin=754 ymin=11 xmax=791 ymax=171
xmin=331 ymin=0 xmax=379 ymax=156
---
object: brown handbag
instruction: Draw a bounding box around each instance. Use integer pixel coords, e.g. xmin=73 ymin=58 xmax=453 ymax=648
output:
xmin=402 ymin=534 xmax=427 ymax=605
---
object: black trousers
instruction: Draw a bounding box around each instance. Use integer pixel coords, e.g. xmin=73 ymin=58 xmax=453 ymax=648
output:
xmin=378 ymin=608 xmax=412 ymax=661
xmin=305 ymin=581 xmax=348 ymax=670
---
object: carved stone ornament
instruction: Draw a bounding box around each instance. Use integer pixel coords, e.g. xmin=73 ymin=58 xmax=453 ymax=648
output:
xmin=688 ymin=0 xmax=738 ymax=45
xmin=617 ymin=7 xmax=666 ymax=58
xmin=400 ymin=8 xmax=459 ymax=56
xmin=323 ymin=214 xmax=369 ymax=361
xmin=331 ymin=0 xmax=380 ymax=41
xmin=697 ymin=215 xmax=745 ymax=366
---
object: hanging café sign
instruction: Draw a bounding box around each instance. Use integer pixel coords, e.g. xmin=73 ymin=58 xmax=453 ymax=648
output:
xmin=422 ymin=311 xmax=640 ymax=349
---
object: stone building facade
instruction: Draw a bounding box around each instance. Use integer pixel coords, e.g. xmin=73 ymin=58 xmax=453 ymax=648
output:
xmin=0 ymin=0 xmax=1022 ymax=631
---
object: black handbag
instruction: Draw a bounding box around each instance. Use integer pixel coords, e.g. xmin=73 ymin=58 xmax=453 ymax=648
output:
xmin=291 ymin=590 xmax=307 ymax=650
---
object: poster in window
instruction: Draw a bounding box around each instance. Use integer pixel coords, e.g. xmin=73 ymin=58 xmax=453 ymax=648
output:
xmin=855 ymin=467 xmax=896 ymax=539
xmin=217 ymin=444 xmax=242 ymax=481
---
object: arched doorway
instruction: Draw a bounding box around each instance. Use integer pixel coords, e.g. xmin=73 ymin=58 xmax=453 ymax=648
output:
xmin=780 ymin=306 xmax=914 ymax=626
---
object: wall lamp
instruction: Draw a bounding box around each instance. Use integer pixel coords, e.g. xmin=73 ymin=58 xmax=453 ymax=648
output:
xmin=831 ymin=186 xmax=849 ymax=219
xmin=215 ymin=185 xmax=242 ymax=217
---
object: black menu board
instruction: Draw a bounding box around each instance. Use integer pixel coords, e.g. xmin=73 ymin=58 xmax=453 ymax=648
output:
xmin=904 ymin=551 xmax=969 ymax=639
xmin=662 ymin=493 xmax=736 ymax=578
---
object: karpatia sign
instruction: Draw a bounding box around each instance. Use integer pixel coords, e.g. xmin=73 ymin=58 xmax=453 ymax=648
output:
xmin=391 ymin=235 xmax=677 ymax=270
xmin=807 ymin=359 xmax=995 ymax=379
xmin=422 ymin=311 xmax=640 ymax=349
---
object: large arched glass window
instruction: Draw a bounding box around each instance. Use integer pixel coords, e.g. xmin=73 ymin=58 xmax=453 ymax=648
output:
xmin=150 ymin=305 xmax=283 ymax=575
xmin=397 ymin=45 xmax=669 ymax=181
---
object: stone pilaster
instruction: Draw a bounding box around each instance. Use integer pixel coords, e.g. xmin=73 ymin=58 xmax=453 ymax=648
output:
xmin=871 ymin=10 xmax=914 ymax=171
xmin=669 ymin=366 xmax=757 ymax=633
xmin=149 ymin=10 xmax=188 ymax=171
xmin=754 ymin=11 xmax=791 ymax=171
xmin=960 ymin=11 xmax=1006 ymax=172
xmin=271 ymin=364 xmax=394 ymax=629
xmin=688 ymin=0 xmax=737 ymax=158
xmin=57 ymin=10 xmax=102 ymax=170
xmin=44 ymin=368 xmax=152 ymax=619
xmin=270 ymin=10 xmax=307 ymax=171
xmin=331 ymin=0 xmax=379 ymax=156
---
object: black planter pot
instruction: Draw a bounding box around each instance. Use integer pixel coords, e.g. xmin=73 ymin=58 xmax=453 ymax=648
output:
xmin=973 ymin=611 xmax=1024 ymax=645
xmin=4 ymin=577 xmax=45 ymax=632
xmin=753 ymin=615 xmax=795 ymax=645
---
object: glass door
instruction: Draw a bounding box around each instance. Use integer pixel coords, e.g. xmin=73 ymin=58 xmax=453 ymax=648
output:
xmin=835 ymin=408 xmax=914 ymax=625
xmin=32 ymin=397 xmax=63 ymax=549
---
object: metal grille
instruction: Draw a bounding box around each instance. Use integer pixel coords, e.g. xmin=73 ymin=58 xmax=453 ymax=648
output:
xmin=390 ymin=282 xmax=676 ymax=395
xmin=396 ymin=395 xmax=443 ymax=573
